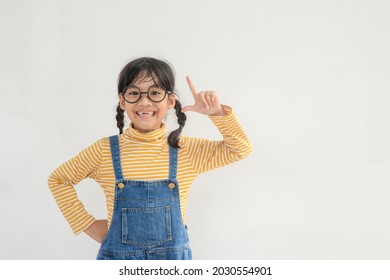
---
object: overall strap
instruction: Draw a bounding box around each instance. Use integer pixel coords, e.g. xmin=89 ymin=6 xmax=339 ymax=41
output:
xmin=109 ymin=135 xmax=124 ymax=182
xmin=168 ymin=144 xmax=178 ymax=180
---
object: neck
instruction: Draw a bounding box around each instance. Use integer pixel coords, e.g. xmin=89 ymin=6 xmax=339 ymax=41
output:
xmin=122 ymin=122 xmax=167 ymax=143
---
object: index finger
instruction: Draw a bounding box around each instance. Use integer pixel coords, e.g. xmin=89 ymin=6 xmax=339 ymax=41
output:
xmin=186 ymin=75 xmax=197 ymax=98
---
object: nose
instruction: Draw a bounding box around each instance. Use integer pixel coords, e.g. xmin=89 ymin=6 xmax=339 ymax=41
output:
xmin=137 ymin=93 xmax=152 ymax=105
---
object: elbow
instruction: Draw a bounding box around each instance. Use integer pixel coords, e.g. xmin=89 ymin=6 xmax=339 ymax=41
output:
xmin=233 ymin=141 xmax=253 ymax=161
xmin=246 ymin=142 xmax=254 ymax=157
xmin=243 ymin=137 xmax=254 ymax=156
xmin=47 ymin=170 xmax=59 ymax=190
xmin=241 ymin=142 xmax=253 ymax=159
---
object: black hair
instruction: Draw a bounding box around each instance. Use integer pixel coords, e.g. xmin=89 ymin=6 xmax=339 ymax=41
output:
xmin=116 ymin=57 xmax=186 ymax=148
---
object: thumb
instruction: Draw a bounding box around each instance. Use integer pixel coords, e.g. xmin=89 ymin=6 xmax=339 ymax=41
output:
xmin=181 ymin=105 xmax=195 ymax=113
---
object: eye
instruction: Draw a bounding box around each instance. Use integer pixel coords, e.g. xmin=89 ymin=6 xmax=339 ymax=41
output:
xmin=150 ymin=91 xmax=161 ymax=96
xmin=123 ymin=85 xmax=140 ymax=96
xmin=124 ymin=89 xmax=139 ymax=96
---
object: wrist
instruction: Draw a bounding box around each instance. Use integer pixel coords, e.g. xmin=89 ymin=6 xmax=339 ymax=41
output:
xmin=209 ymin=105 xmax=227 ymax=116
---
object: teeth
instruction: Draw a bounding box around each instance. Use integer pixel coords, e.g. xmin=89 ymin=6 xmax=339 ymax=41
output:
xmin=137 ymin=112 xmax=154 ymax=116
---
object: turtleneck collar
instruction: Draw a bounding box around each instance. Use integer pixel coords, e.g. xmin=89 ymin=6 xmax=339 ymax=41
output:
xmin=122 ymin=123 xmax=167 ymax=143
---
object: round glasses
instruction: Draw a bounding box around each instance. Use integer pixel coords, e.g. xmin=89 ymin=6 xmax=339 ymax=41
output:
xmin=120 ymin=84 xmax=173 ymax=103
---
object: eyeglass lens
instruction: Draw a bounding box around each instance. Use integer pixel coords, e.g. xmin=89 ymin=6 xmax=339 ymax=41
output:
xmin=123 ymin=85 xmax=167 ymax=103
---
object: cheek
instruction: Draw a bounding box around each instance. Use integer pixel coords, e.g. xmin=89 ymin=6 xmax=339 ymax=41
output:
xmin=124 ymin=105 xmax=136 ymax=118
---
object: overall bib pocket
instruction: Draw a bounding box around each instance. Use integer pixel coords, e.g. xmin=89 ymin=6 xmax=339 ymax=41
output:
xmin=121 ymin=206 xmax=172 ymax=248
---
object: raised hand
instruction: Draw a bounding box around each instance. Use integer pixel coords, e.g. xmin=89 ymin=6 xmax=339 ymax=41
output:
xmin=181 ymin=76 xmax=225 ymax=116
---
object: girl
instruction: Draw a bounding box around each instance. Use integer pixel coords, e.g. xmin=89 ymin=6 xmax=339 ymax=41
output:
xmin=48 ymin=57 xmax=253 ymax=260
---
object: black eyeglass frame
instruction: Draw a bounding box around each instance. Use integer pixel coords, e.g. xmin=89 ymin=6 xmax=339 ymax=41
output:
xmin=120 ymin=84 xmax=174 ymax=104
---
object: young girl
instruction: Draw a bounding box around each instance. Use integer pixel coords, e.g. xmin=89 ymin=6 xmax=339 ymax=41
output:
xmin=48 ymin=57 xmax=252 ymax=260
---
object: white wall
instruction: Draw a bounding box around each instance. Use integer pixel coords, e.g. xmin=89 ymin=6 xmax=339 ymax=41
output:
xmin=0 ymin=0 xmax=389 ymax=259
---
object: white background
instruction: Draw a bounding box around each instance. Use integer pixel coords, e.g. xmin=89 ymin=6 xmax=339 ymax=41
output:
xmin=0 ymin=0 xmax=389 ymax=259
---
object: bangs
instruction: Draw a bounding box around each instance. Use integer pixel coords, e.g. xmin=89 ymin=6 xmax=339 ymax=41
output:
xmin=118 ymin=57 xmax=175 ymax=93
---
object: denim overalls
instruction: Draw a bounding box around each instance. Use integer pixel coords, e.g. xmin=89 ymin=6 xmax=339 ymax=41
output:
xmin=96 ymin=135 xmax=192 ymax=260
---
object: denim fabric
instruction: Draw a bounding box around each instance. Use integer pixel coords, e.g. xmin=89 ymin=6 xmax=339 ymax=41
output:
xmin=96 ymin=135 xmax=192 ymax=260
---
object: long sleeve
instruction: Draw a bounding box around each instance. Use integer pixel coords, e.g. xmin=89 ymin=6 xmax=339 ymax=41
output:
xmin=48 ymin=138 xmax=103 ymax=235
xmin=182 ymin=105 xmax=253 ymax=174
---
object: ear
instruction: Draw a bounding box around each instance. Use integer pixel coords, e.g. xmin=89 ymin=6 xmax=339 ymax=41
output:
xmin=168 ymin=94 xmax=176 ymax=109
xmin=118 ymin=95 xmax=126 ymax=110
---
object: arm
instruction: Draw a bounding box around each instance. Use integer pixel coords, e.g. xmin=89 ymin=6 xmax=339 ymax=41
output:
xmin=181 ymin=76 xmax=253 ymax=174
xmin=47 ymin=138 xmax=103 ymax=235
xmin=183 ymin=105 xmax=253 ymax=174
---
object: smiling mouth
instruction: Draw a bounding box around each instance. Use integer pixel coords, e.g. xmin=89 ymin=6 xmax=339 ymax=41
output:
xmin=136 ymin=111 xmax=156 ymax=117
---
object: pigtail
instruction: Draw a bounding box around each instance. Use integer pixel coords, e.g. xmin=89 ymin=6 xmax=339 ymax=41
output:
xmin=116 ymin=103 xmax=125 ymax=134
xmin=168 ymin=99 xmax=187 ymax=148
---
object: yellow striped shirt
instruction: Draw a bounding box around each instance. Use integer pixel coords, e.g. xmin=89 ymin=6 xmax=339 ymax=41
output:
xmin=48 ymin=105 xmax=253 ymax=235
